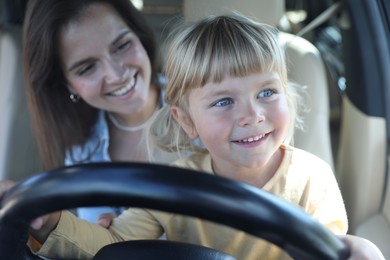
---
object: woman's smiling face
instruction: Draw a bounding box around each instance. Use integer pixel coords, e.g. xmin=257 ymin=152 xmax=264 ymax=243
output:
xmin=174 ymin=72 xmax=290 ymax=175
xmin=59 ymin=3 xmax=152 ymax=115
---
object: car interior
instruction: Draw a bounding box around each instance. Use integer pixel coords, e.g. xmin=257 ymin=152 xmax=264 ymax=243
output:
xmin=0 ymin=0 xmax=389 ymax=258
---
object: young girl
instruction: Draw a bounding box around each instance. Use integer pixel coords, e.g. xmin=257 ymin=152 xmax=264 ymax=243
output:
xmin=148 ymin=13 xmax=348 ymax=258
xmin=5 ymin=13 xmax=383 ymax=260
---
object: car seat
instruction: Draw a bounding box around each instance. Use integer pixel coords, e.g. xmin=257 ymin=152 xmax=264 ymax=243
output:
xmin=337 ymin=98 xmax=387 ymax=232
xmin=182 ymin=0 xmax=334 ymax=170
xmin=354 ymin=168 xmax=390 ymax=258
xmin=0 ymin=0 xmax=42 ymax=180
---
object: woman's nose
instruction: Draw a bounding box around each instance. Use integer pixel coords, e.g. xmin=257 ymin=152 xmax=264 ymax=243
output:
xmin=237 ymin=102 xmax=265 ymax=127
xmin=103 ymin=58 xmax=126 ymax=84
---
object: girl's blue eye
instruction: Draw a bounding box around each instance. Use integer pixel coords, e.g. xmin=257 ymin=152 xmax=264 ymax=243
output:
xmin=214 ymin=98 xmax=233 ymax=107
xmin=259 ymin=89 xmax=275 ymax=98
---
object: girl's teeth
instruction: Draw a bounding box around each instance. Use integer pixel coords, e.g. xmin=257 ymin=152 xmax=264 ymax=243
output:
xmin=241 ymin=134 xmax=264 ymax=143
xmin=112 ymin=77 xmax=135 ymax=96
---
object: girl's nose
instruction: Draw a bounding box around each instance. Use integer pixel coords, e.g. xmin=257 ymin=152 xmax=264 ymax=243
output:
xmin=237 ymin=102 xmax=265 ymax=127
xmin=103 ymin=58 xmax=126 ymax=84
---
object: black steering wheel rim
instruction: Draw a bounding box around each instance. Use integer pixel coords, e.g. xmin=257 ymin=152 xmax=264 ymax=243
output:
xmin=0 ymin=162 xmax=349 ymax=259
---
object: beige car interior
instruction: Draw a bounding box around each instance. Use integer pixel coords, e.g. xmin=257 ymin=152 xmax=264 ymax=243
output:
xmin=338 ymin=99 xmax=390 ymax=256
xmin=0 ymin=0 xmax=389 ymax=257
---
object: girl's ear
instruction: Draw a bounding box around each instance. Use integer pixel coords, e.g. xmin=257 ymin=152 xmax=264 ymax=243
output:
xmin=171 ymin=106 xmax=199 ymax=139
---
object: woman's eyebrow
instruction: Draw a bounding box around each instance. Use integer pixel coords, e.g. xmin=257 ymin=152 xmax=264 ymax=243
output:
xmin=111 ymin=30 xmax=132 ymax=46
xmin=68 ymin=58 xmax=93 ymax=72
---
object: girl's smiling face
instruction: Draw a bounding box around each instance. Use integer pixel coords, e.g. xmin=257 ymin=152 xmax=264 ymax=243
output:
xmin=173 ymin=72 xmax=290 ymax=177
xmin=59 ymin=3 xmax=152 ymax=116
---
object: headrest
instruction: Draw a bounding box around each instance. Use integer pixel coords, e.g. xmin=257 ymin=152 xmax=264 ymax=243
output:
xmin=0 ymin=0 xmax=28 ymax=26
xmin=183 ymin=0 xmax=285 ymax=26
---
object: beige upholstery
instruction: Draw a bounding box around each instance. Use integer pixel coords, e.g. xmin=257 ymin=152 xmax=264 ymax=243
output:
xmin=0 ymin=26 xmax=42 ymax=180
xmin=183 ymin=0 xmax=334 ymax=170
xmin=355 ymin=169 xmax=390 ymax=259
xmin=337 ymin=97 xmax=386 ymax=232
xmin=338 ymin=97 xmax=389 ymax=258
xmin=279 ymin=32 xmax=333 ymax=170
xmin=355 ymin=209 xmax=390 ymax=259
xmin=183 ymin=0 xmax=284 ymax=25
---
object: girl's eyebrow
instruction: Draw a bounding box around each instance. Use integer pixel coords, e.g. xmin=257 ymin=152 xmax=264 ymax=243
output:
xmin=67 ymin=30 xmax=132 ymax=72
xmin=208 ymin=79 xmax=279 ymax=95
xmin=202 ymin=87 xmax=232 ymax=99
xmin=263 ymin=79 xmax=280 ymax=85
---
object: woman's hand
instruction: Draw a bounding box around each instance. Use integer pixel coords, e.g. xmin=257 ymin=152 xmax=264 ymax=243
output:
xmin=339 ymin=234 xmax=385 ymax=260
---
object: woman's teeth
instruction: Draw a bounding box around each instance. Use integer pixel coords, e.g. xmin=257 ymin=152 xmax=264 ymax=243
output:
xmin=239 ymin=134 xmax=265 ymax=143
xmin=111 ymin=77 xmax=135 ymax=96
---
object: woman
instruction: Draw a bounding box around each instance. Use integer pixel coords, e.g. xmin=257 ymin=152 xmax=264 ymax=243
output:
xmin=23 ymin=0 xmax=176 ymax=223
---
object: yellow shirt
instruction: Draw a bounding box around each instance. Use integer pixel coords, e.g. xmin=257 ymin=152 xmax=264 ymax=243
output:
xmin=37 ymin=146 xmax=348 ymax=259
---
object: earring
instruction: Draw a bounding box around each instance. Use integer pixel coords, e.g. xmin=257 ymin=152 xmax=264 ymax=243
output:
xmin=69 ymin=93 xmax=80 ymax=103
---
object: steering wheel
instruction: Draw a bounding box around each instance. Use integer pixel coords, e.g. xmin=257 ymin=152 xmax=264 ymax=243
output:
xmin=0 ymin=163 xmax=350 ymax=259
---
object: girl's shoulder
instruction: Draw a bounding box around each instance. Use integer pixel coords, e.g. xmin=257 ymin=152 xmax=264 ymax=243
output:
xmin=283 ymin=145 xmax=335 ymax=181
xmin=289 ymin=146 xmax=332 ymax=170
xmin=266 ymin=145 xmax=337 ymax=196
xmin=171 ymin=151 xmax=212 ymax=174
xmin=280 ymin=144 xmax=330 ymax=166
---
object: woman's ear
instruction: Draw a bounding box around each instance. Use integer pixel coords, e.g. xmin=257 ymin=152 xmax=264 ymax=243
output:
xmin=171 ymin=106 xmax=198 ymax=139
xmin=67 ymin=84 xmax=77 ymax=95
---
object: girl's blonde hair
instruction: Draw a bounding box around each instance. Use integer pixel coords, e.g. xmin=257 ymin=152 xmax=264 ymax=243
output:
xmin=148 ymin=13 xmax=304 ymax=159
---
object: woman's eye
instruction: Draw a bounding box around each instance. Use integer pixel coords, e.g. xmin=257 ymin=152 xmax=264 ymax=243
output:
xmin=77 ymin=64 xmax=95 ymax=76
xmin=213 ymin=98 xmax=233 ymax=107
xmin=115 ymin=40 xmax=131 ymax=53
xmin=258 ymin=89 xmax=275 ymax=98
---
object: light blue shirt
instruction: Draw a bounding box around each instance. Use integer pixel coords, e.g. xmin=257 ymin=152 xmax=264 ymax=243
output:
xmin=65 ymin=111 xmax=123 ymax=222
xmin=65 ymin=110 xmax=110 ymax=164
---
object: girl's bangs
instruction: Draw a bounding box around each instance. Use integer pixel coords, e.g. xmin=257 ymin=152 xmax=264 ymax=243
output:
xmin=187 ymin=21 xmax=283 ymax=88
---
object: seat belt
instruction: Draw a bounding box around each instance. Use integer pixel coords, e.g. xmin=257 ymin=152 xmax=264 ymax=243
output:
xmin=284 ymin=2 xmax=343 ymax=47
xmin=296 ymin=2 xmax=343 ymax=37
